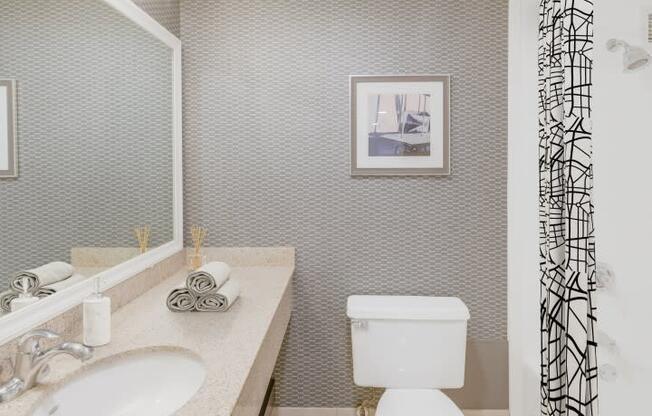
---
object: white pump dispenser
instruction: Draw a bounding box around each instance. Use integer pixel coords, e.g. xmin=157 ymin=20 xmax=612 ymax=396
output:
xmin=82 ymin=277 xmax=111 ymax=346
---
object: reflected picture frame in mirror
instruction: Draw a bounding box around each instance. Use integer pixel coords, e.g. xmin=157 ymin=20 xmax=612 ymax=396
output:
xmin=0 ymin=79 xmax=17 ymax=178
xmin=0 ymin=0 xmax=183 ymax=345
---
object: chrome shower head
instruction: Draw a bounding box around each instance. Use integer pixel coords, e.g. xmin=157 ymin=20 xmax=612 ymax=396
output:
xmin=607 ymin=39 xmax=651 ymax=72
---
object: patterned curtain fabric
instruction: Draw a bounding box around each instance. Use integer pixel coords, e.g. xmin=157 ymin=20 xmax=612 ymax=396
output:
xmin=538 ymin=1 xmax=598 ymax=415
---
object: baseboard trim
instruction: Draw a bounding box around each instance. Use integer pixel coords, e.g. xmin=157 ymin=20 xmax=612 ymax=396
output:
xmin=273 ymin=407 xmax=509 ymax=416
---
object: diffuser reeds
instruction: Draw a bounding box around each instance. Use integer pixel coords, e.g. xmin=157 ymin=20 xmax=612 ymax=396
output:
xmin=189 ymin=225 xmax=207 ymax=270
xmin=134 ymin=225 xmax=151 ymax=254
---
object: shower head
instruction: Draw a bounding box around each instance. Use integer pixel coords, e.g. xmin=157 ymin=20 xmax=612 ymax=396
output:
xmin=607 ymin=39 xmax=651 ymax=72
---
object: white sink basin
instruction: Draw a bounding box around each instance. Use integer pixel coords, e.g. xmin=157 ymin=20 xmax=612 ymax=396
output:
xmin=32 ymin=348 xmax=206 ymax=416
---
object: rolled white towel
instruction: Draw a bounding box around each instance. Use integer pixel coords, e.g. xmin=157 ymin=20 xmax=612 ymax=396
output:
xmin=167 ymin=287 xmax=197 ymax=312
xmin=10 ymin=262 xmax=75 ymax=293
xmin=186 ymin=262 xmax=231 ymax=295
xmin=196 ymin=278 xmax=240 ymax=312
xmin=0 ymin=291 xmax=18 ymax=312
xmin=37 ymin=273 xmax=88 ymax=296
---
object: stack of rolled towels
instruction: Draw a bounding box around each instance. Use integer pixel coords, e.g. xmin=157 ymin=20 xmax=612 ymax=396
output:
xmin=1 ymin=262 xmax=86 ymax=312
xmin=166 ymin=261 xmax=240 ymax=312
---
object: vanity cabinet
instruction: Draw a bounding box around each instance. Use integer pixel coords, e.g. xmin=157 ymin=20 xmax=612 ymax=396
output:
xmin=260 ymin=378 xmax=275 ymax=416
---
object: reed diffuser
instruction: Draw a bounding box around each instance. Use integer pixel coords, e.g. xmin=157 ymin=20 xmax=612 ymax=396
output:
xmin=189 ymin=225 xmax=207 ymax=270
xmin=134 ymin=225 xmax=151 ymax=254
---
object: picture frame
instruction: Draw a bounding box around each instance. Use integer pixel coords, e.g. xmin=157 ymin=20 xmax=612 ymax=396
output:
xmin=0 ymin=79 xmax=17 ymax=178
xmin=350 ymin=75 xmax=450 ymax=176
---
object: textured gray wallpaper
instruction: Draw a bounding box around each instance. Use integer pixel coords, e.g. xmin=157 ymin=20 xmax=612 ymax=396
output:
xmin=180 ymin=0 xmax=508 ymax=407
xmin=0 ymin=0 xmax=174 ymax=290
xmin=133 ymin=0 xmax=180 ymax=37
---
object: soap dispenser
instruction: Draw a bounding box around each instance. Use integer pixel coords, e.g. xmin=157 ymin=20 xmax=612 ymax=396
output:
xmin=83 ymin=277 xmax=111 ymax=346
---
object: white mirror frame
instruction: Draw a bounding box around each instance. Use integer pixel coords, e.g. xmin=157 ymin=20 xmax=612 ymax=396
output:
xmin=0 ymin=0 xmax=183 ymax=345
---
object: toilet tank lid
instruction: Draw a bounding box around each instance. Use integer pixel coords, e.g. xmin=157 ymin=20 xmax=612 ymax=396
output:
xmin=346 ymin=295 xmax=470 ymax=321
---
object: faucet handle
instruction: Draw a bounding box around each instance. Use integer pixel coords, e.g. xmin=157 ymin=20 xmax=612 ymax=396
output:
xmin=0 ymin=377 xmax=25 ymax=403
xmin=18 ymin=329 xmax=60 ymax=354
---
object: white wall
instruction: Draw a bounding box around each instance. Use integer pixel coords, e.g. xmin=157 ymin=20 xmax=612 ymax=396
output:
xmin=509 ymin=0 xmax=652 ymax=414
xmin=507 ymin=0 xmax=540 ymax=414
xmin=593 ymin=1 xmax=652 ymax=414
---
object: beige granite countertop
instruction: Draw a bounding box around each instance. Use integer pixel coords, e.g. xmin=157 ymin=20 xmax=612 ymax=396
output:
xmin=1 ymin=265 xmax=294 ymax=416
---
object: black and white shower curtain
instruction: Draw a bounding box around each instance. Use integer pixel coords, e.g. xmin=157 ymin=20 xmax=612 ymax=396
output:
xmin=538 ymin=1 xmax=598 ymax=415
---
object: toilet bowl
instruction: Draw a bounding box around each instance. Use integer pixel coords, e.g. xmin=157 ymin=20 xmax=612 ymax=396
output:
xmin=376 ymin=389 xmax=464 ymax=416
xmin=347 ymin=295 xmax=470 ymax=416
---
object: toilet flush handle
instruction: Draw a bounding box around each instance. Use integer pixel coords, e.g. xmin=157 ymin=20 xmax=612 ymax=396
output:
xmin=351 ymin=319 xmax=367 ymax=329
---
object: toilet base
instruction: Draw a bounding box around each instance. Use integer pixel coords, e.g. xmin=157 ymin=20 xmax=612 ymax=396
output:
xmin=375 ymin=389 xmax=464 ymax=416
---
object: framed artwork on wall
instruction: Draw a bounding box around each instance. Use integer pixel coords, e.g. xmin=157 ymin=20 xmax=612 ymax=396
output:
xmin=0 ymin=79 xmax=17 ymax=178
xmin=350 ymin=75 xmax=450 ymax=176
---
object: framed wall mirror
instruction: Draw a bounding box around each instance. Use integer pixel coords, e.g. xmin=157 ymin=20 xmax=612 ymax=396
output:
xmin=0 ymin=0 xmax=182 ymax=344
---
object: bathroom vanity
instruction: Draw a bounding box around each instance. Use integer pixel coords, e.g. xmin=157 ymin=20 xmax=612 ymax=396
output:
xmin=0 ymin=248 xmax=294 ymax=416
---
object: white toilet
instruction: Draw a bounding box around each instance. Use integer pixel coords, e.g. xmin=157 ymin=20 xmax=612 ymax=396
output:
xmin=347 ymin=295 xmax=470 ymax=416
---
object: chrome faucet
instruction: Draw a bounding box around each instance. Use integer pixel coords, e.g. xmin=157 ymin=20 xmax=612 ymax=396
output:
xmin=0 ymin=329 xmax=93 ymax=402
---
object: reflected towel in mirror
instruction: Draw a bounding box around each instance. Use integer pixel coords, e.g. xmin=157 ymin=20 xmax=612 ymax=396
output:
xmin=1 ymin=273 xmax=88 ymax=311
xmin=0 ymin=291 xmax=18 ymax=312
xmin=37 ymin=273 xmax=87 ymax=296
xmin=10 ymin=261 xmax=75 ymax=293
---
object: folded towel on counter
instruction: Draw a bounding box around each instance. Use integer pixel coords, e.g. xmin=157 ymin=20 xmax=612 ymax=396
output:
xmin=10 ymin=261 xmax=75 ymax=293
xmin=167 ymin=287 xmax=197 ymax=312
xmin=195 ymin=278 xmax=240 ymax=312
xmin=0 ymin=291 xmax=18 ymax=312
xmin=186 ymin=262 xmax=231 ymax=295
xmin=37 ymin=273 xmax=87 ymax=296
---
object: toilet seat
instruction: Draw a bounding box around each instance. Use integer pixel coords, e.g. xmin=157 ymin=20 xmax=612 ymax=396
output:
xmin=375 ymin=389 xmax=464 ymax=416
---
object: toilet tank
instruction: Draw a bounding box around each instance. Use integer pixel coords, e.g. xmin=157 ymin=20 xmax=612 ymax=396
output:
xmin=347 ymin=295 xmax=470 ymax=389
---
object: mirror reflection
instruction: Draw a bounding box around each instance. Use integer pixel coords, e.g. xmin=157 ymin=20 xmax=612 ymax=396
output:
xmin=0 ymin=0 xmax=174 ymax=315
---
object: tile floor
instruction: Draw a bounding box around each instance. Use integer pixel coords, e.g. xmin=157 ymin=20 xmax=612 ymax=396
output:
xmin=273 ymin=408 xmax=509 ymax=416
